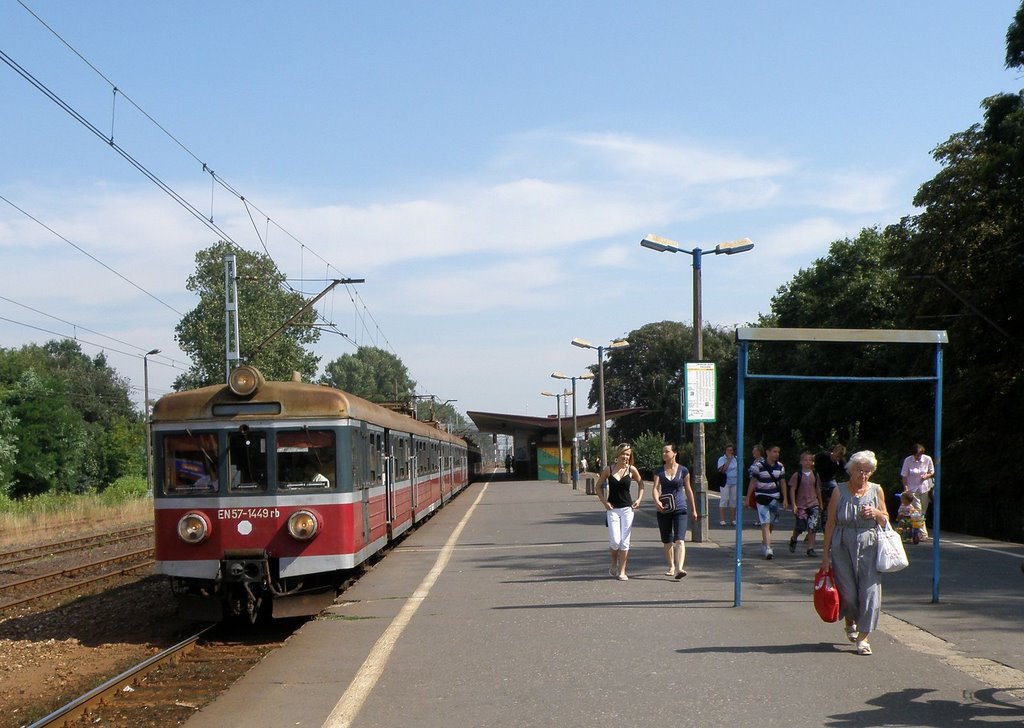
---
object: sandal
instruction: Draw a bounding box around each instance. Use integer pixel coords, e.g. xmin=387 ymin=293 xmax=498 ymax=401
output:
xmin=857 ymin=640 xmax=872 ymax=655
xmin=845 ymin=625 xmax=858 ymax=643
xmin=674 ymin=570 xmax=688 ymax=579
xmin=665 ymin=569 xmax=676 ymax=576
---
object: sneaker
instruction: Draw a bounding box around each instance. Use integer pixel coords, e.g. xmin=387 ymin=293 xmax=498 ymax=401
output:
xmin=609 ymin=568 xmax=617 ymax=577
xmin=806 ymin=548 xmax=817 ymax=557
xmin=719 ymin=520 xmax=727 ymax=526
xmin=674 ymin=569 xmax=687 ymax=579
xmin=731 ymin=520 xmax=737 ymax=526
xmin=765 ymin=548 xmax=774 ymax=560
xmin=616 ymin=573 xmax=629 ymax=581
xmin=857 ymin=640 xmax=872 ymax=655
xmin=788 ymin=538 xmax=797 ymax=553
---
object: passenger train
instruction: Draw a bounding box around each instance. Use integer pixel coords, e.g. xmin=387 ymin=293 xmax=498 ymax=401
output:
xmin=151 ymin=364 xmax=478 ymax=622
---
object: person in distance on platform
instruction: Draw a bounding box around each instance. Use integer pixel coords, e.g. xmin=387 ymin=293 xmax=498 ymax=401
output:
xmin=748 ymin=444 xmax=765 ymax=526
xmin=820 ymin=450 xmax=890 ymax=656
xmin=747 ymin=444 xmax=787 ymax=559
xmin=652 ymin=443 xmax=697 ymax=579
xmin=595 ymin=442 xmax=645 ymax=581
xmin=716 ymin=443 xmax=738 ymax=526
xmin=814 ymin=444 xmax=847 ymax=533
xmin=787 ymin=451 xmax=823 ymax=557
xmin=900 ymin=443 xmax=935 ymax=539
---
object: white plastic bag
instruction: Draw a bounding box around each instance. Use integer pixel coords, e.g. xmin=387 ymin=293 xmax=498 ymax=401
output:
xmin=876 ymin=521 xmax=909 ymax=572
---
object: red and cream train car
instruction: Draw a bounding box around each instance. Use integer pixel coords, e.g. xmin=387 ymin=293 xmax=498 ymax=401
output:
xmin=151 ymin=365 xmax=472 ymax=621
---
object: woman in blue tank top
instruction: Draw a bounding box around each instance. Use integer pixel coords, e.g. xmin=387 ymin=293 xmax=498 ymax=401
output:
xmin=653 ymin=443 xmax=697 ymax=578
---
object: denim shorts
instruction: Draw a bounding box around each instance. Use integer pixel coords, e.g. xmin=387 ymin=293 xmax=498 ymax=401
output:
xmin=755 ymin=498 xmax=781 ymax=525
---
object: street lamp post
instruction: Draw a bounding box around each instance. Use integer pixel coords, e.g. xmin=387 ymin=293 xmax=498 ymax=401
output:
xmin=552 ymin=371 xmax=595 ymax=490
xmin=540 ymin=390 xmax=568 ymax=482
xmin=571 ymin=338 xmax=630 ymax=473
xmin=143 ymin=348 xmax=161 ymax=497
xmin=640 ymin=234 xmax=754 ymax=542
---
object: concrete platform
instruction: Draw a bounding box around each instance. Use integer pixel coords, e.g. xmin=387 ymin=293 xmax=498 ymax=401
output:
xmin=186 ymin=475 xmax=1024 ymax=728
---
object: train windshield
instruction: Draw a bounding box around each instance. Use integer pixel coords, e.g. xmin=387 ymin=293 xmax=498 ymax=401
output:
xmin=163 ymin=432 xmax=219 ymax=494
xmin=227 ymin=429 xmax=269 ymax=492
xmin=277 ymin=430 xmax=335 ymax=490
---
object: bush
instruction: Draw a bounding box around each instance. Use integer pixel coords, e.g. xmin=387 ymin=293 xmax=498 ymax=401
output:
xmin=102 ymin=475 xmax=148 ymax=504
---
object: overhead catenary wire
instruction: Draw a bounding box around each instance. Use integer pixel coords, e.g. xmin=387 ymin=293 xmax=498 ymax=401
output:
xmin=0 ymin=193 xmax=186 ymax=318
xmin=5 ymin=7 xmax=435 ymax=398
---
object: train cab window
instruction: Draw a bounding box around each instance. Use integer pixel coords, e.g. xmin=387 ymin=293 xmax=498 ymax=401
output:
xmin=277 ymin=430 xmax=335 ymax=490
xmin=227 ymin=429 xmax=269 ymax=492
xmin=163 ymin=433 xmax=219 ymax=494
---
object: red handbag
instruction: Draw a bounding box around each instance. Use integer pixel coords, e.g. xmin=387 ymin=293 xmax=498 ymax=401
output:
xmin=813 ymin=567 xmax=840 ymax=623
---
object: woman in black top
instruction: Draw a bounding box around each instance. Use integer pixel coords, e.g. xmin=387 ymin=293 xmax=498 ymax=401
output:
xmin=596 ymin=442 xmax=645 ymax=580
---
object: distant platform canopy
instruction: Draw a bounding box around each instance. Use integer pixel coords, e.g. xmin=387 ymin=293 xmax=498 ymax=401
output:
xmin=467 ymin=407 xmax=645 ymax=438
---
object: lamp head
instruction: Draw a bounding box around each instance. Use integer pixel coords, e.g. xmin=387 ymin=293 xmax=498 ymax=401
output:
xmin=714 ymin=238 xmax=754 ymax=255
xmin=551 ymin=371 xmax=568 ymax=380
xmin=640 ymin=233 xmax=680 ymax=253
xmin=571 ymin=338 xmax=594 ymax=349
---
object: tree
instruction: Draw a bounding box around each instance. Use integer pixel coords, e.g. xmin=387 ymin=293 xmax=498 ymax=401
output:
xmin=890 ymin=86 xmax=1024 ymax=535
xmin=0 ymin=341 xmax=142 ymax=495
xmin=0 ymin=402 xmax=18 ymax=497
xmin=174 ymin=241 xmax=321 ymax=389
xmin=321 ymin=346 xmax=416 ymax=404
xmin=3 ymin=368 xmax=85 ymax=497
xmin=586 ymin=321 xmax=737 ymax=465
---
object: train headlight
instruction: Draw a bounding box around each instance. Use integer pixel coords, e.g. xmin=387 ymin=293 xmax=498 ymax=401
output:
xmin=287 ymin=510 xmax=319 ymax=541
xmin=177 ymin=512 xmax=211 ymax=544
xmin=228 ymin=365 xmax=264 ymax=397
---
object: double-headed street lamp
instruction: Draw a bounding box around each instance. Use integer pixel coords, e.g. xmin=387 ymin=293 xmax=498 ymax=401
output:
xmin=143 ymin=348 xmax=161 ymax=497
xmin=541 ymin=390 xmax=569 ymax=482
xmin=640 ymin=234 xmax=754 ymax=542
xmin=551 ymin=370 xmax=595 ymax=490
xmin=570 ymin=338 xmax=630 ymax=473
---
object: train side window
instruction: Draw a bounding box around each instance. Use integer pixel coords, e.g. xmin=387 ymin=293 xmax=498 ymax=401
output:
xmin=276 ymin=430 xmax=335 ymax=490
xmin=227 ymin=429 xmax=269 ymax=492
xmin=163 ymin=433 xmax=219 ymax=494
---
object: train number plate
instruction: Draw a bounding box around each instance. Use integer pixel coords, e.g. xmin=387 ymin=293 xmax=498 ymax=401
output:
xmin=217 ymin=508 xmax=282 ymax=520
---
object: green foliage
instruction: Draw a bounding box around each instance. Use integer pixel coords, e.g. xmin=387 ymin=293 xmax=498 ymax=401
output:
xmin=631 ymin=430 xmax=666 ymax=477
xmin=586 ymin=321 xmax=737 ymax=460
xmin=3 ymin=368 xmax=86 ymax=497
xmin=0 ymin=402 xmax=18 ymax=497
xmin=102 ymin=475 xmax=148 ymax=504
xmin=1006 ymin=1 xmax=1024 ymax=69
xmin=174 ymin=241 xmax=321 ymax=389
xmin=0 ymin=340 xmax=144 ymax=498
xmin=321 ymin=346 xmax=416 ymax=404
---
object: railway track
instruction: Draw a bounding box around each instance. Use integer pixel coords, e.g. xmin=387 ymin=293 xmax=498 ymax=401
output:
xmin=25 ymin=624 xmax=217 ymax=728
xmin=0 ymin=526 xmax=153 ymax=568
xmin=0 ymin=547 xmax=155 ymax=614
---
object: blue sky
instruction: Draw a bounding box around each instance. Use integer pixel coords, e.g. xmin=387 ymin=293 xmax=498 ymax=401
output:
xmin=1 ymin=1 xmax=1020 ymax=420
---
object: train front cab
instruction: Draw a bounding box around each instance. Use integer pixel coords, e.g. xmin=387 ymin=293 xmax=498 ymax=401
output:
xmin=153 ymin=421 xmax=365 ymax=622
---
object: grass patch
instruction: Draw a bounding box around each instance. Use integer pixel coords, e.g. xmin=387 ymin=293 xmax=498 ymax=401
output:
xmin=0 ymin=485 xmax=152 ymax=549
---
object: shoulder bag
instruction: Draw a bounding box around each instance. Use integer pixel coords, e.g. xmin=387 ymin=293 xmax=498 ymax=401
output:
xmin=876 ymin=521 xmax=909 ymax=572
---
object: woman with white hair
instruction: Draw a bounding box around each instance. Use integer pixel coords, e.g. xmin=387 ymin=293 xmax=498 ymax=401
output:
xmin=819 ymin=450 xmax=891 ymax=655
